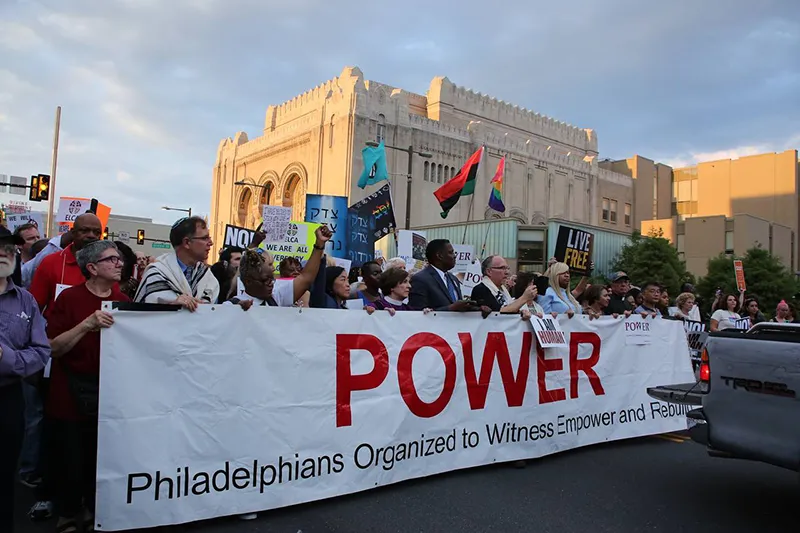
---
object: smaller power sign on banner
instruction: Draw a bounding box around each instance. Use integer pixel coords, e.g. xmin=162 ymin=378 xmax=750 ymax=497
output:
xmin=553 ymin=225 xmax=593 ymax=276
xmin=734 ymin=260 xmax=746 ymax=292
xmin=625 ymin=316 xmax=652 ymax=345
xmin=460 ymin=261 xmax=482 ymax=297
xmin=530 ymin=315 xmax=567 ymax=347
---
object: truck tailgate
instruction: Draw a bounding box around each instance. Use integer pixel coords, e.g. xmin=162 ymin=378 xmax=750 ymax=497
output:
xmin=647 ymin=383 xmax=703 ymax=406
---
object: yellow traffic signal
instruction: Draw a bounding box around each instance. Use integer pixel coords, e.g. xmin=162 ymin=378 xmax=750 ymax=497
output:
xmin=37 ymin=174 xmax=50 ymax=201
xmin=29 ymin=175 xmax=39 ymax=202
xmin=136 ymin=229 xmax=145 ymax=245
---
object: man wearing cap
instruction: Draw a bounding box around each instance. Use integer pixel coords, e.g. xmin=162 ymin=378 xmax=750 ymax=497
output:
xmin=0 ymin=227 xmax=51 ymax=532
xmin=605 ymin=271 xmax=633 ymax=315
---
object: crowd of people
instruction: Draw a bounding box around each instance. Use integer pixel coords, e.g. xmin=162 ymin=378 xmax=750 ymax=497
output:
xmin=3 ymin=212 xmax=796 ymax=531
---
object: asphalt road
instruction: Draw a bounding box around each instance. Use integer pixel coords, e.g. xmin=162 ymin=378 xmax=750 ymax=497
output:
xmin=15 ymin=433 xmax=797 ymax=533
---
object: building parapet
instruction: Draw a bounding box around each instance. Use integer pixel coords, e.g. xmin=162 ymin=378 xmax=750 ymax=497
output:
xmin=429 ymin=76 xmax=598 ymax=154
xmin=598 ymin=167 xmax=633 ymax=186
xmin=407 ymin=114 xmax=472 ymax=142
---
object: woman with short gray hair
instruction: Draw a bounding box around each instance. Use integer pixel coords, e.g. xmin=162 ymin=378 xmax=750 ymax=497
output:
xmin=45 ymin=239 xmax=130 ymax=533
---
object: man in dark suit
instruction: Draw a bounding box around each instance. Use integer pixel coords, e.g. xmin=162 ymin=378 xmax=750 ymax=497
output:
xmin=409 ymin=239 xmax=477 ymax=312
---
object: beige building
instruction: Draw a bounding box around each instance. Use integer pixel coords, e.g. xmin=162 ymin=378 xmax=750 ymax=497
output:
xmin=210 ymin=66 xmax=644 ymax=260
xmin=635 ymin=150 xmax=799 ymax=275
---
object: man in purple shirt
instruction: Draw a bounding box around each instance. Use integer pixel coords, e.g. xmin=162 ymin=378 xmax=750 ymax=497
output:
xmin=0 ymin=226 xmax=51 ymax=533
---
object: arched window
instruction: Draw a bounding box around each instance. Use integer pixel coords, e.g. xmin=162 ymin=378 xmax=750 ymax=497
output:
xmin=283 ymin=175 xmax=306 ymax=221
xmin=329 ymin=115 xmax=335 ymax=148
xmin=259 ymin=182 xmax=274 ymax=207
xmin=424 ymin=161 xmax=429 ymax=181
xmin=377 ymin=114 xmax=386 ymax=143
xmin=237 ymin=188 xmax=252 ymax=227
xmin=444 ymin=166 xmax=449 ymax=181
xmin=438 ymin=164 xmax=443 ymax=183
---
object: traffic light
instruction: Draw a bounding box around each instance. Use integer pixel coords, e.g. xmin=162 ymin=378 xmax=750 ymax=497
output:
xmin=28 ymin=175 xmax=39 ymax=202
xmin=102 ymin=227 xmax=109 ymax=240
xmin=136 ymin=229 xmax=145 ymax=245
xmin=37 ymin=174 xmax=50 ymax=201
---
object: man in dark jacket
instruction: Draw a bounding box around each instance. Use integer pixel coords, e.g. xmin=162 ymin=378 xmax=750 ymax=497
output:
xmin=604 ymin=271 xmax=633 ymax=315
xmin=408 ymin=239 xmax=476 ymax=312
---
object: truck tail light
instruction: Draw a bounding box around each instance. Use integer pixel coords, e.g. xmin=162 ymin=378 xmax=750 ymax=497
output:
xmin=699 ymin=348 xmax=710 ymax=383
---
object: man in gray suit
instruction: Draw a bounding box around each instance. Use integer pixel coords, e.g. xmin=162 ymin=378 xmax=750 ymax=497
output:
xmin=409 ymin=239 xmax=479 ymax=312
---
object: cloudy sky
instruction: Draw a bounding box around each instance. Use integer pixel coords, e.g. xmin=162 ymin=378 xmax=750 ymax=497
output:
xmin=1 ymin=0 xmax=798 ymax=223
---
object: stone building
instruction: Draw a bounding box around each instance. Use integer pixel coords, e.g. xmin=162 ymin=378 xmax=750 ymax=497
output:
xmin=210 ymin=66 xmax=643 ymax=268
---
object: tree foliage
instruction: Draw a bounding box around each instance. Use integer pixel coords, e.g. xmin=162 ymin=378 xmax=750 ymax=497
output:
xmin=696 ymin=247 xmax=799 ymax=317
xmin=611 ymin=230 xmax=692 ymax=296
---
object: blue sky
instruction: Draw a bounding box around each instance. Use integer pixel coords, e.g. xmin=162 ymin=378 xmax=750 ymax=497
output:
xmin=1 ymin=0 xmax=798 ymax=223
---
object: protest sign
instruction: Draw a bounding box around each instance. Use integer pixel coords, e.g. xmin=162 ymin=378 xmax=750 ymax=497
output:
xmin=734 ymin=260 xmax=746 ymax=292
xmin=5 ymin=212 xmax=44 ymax=233
xmin=56 ymin=197 xmax=111 ymax=234
xmin=683 ymin=320 xmax=708 ymax=367
xmin=553 ymin=225 xmax=593 ymax=276
xmin=97 ymin=309 xmax=693 ymax=531
xmin=453 ymin=244 xmax=475 ymax=273
xmin=262 ymin=205 xmax=292 ymax=243
xmin=733 ymin=317 xmax=751 ymax=330
xmin=259 ymin=221 xmax=320 ymax=267
xmin=461 ymin=260 xmax=483 ymax=297
xmin=397 ymin=230 xmax=427 ymax=265
xmin=346 ymin=208 xmax=375 ymax=267
xmin=223 ymin=224 xmax=255 ymax=249
xmin=530 ymin=315 xmax=568 ymax=347
xmin=305 ymin=195 xmax=348 ymax=258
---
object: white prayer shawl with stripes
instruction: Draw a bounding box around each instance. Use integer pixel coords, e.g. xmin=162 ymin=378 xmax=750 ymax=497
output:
xmin=133 ymin=252 xmax=219 ymax=304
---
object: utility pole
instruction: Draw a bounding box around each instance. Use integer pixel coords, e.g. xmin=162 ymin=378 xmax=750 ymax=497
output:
xmin=47 ymin=106 xmax=61 ymax=236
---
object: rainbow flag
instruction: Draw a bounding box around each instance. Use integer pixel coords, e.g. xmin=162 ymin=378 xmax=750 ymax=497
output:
xmin=488 ymin=156 xmax=505 ymax=212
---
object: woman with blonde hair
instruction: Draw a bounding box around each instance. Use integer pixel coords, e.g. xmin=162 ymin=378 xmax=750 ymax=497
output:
xmin=671 ymin=292 xmax=696 ymax=319
xmin=541 ymin=262 xmax=581 ymax=315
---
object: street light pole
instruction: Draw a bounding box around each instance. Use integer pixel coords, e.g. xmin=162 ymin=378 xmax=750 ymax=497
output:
xmin=162 ymin=206 xmax=192 ymax=218
xmin=366 ymin=142 xmax=432 ymax=230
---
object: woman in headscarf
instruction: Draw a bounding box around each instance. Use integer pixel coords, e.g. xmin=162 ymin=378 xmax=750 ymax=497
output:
xmin=540 ymin=262 xmax=581 ymax=315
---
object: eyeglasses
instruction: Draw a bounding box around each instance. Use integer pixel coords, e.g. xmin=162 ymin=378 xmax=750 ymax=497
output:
xmin=190 ymin=235 xmax=212 ymax=242
xmin=491 ymin=266 xmax=510 ymax=271
xmin=95 ymin=256 xmax=123 ymax=266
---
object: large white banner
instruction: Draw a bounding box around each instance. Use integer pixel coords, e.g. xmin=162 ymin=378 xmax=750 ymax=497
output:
xmin=96 ymin=309 xmax=693 ymax=531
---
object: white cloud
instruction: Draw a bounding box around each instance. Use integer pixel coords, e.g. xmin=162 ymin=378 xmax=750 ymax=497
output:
xmin=0 ymin=21 xmax=43 ymax=50
xmin=661 ymin=133 xmax=800 ymax=168
xmin=116 ymin=171 xmax=132 ymax=183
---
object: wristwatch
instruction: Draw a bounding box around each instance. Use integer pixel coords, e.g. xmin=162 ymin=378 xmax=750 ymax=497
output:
xmin=313 ymin=244 xmax=325 ymax=251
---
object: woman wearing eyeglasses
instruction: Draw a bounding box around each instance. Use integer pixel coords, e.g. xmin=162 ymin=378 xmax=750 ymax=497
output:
xmin=44 ymin=240 xmax=129 ymax=533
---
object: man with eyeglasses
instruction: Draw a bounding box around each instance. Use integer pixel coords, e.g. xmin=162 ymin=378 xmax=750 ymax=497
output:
xmin=134 ymin=216 xmax=219 ymax=310
xmin=635 ymin=281 xmax=662 ymax=316
xmin=471 ymin=255 xmax=537 ymax=315
xmin=0 ymin=226 xmax=50 ymax=533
